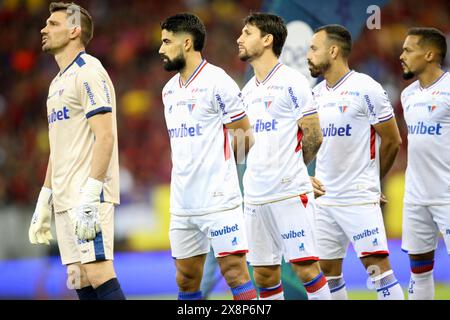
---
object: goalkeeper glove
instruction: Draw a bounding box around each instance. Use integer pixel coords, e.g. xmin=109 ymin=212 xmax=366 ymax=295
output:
xmin=29 ymin=187 xmax=54 ymax=245
xmin=74 ymin=177 xmax=103 ymax=241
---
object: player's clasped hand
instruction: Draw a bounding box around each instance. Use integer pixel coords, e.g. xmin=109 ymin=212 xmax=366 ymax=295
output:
xmin=29 ymin=187 xmax=54 ymax=245
xmin=310 ymin=176 xmax=326 ymax=198
xmin=74 ymin=177 xmax=103 ymax=241
xmin=380 ymin=192 xmax=388 ymax=205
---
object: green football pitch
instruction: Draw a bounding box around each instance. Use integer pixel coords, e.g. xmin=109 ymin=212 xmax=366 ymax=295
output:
xmin=132 ymin=283 xmax=450 ymax=300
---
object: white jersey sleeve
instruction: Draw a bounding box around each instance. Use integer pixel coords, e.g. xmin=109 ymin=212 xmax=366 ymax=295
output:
xmin=362 ymin=82 xmax=394 ymax=125
xmin=288 ymin=75 xmax=317 ymax=121
xmin=213 ymin=72 xmax=246 ymax=124
xmin=76 ymin=64 xmax=114 ymax=119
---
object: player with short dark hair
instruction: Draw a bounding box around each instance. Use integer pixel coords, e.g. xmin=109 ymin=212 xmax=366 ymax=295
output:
xmin=159 ymin=13 xmax=256 ymax=300
xmin=237 ymin=12 xmax=331 ymax=300
xmin=400 ymin=27 xmax=449 ymax=300
xmin=307 ymin=24 xmax=404 ymax=300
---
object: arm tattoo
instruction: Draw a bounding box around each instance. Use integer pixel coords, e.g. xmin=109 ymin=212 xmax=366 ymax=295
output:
xmin=302 ymin=125 xmax=322 ymax=165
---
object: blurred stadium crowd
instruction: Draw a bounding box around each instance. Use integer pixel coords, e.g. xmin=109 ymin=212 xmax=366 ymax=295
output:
xmin=0 ymin=0 xmax=449 ymax=241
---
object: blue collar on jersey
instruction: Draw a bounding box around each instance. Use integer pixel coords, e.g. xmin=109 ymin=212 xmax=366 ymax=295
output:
xmin=59 ymin=50 xmax=86 ymax=76
xmin=255 ymin=62 xmax=283 ymax=86
xmin=179 ymin=58 xmax=207 ymax=88
xmin=326 ymin=69 xmax=354 ymax=91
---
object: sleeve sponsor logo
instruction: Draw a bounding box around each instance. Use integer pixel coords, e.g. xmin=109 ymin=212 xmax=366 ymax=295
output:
xmin=215 ymin=94 xmax=227 ymax=116
xmin=288 ymin=86 xmax=300 ymax=109
xmin=83 ymin=82 xmax=96 ymax=106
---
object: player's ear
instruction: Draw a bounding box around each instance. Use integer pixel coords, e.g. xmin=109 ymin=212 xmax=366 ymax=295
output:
xmin=263 ymin=33 xmax=273 ymax=48
xmin=184 ymin=36 xmax=193 ymax=52
xmin=424 ymin=49 xmax=435 ymax=63
xmin=330 ymin=45 xmax=339 ymax=60
xmin=69 ymin=25 xmax=81 ymax=41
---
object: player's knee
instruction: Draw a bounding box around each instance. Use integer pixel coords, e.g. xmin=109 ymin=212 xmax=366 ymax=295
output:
xmin=219 ymin=256 xmax=250 ymax=288
xmin=83 ymin=261 xmax=116 ymax=288
xmin=253 ymin=267 xmax=280 ymax=288
xmin=292 ymin=260 xmax=322 ymax=283
xmin=176 ymin=269 xmax=201 ymax=292
xmin=221 ymin=264 xmax=246 ymax=287
xmin=319 ymin=260 xmax=342 ymax=277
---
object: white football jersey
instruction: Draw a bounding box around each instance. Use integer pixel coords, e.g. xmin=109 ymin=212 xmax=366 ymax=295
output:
xmin=242 ymin=63 xmax=316 ymax=204
xmin=162 ymin=59 xmax=246 ymax=215
xmin=401 ymin=71 xmax=450 ymax=205
xmin=313 ymin=70 xmax=394 ymax=205
xmin=47 ymin=52 xmax=120 ymax=212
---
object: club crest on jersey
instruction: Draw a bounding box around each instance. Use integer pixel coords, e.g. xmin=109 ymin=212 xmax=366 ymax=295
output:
xmin=338 ymin=105 xmax=348 ymax=113
xmin=186 ymin=99 xmax=196 ymax=114
xmin=428 ymin=105 xmax=437 ymax=114
xmin=187 ymin=103 xmax=196 ymax=113
xmin=263 ymin=96 xmax=274 ymax=109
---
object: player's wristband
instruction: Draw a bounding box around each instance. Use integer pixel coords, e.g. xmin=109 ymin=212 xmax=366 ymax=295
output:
xmin=83 ymin=177 xmax=103 ymax=198
xmin=38 ymin=187 xmax=52 ymax=206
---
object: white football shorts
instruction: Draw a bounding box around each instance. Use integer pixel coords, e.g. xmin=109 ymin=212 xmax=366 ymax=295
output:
xmin=244 ymin=193 xmax=319 ymax=266
xmin=315 ymin=203 xmax=389 ymax=259
xmin=402 ymin=203 xmax=450 ymax=255
xmin=169 ymin=206 xmax=249 ymax=259
xmin=55 ymin=202 xmax=115 ymax=265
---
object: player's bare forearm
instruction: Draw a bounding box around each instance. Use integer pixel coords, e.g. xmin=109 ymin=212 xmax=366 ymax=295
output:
xmin=379 ymin=139 xmax=400 ymax=180
xmin=90 ymin=133 xmax=114 ymax=181
xmin=43 ymin=156 xmax=52 ymax=188
xmin=298 ymin=113 xmax=323 ymax=166
xmin=87 ymin=113 xmax=114 ymax=181
xmin=373 ymin=117 xmax=402 ymax=180
xmin=226 ymin=116 xmax=254 ymax=164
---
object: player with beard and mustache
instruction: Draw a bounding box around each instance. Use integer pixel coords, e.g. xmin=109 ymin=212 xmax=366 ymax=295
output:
xmin=237 ymin=12 xmax=331 ymax=300
xmin=399 ymin=27 xmax=449 ymax=300
xmin=307 ymin=24 xmax=404 ymax=300
xmin=158 ymin=13 xmax=257 ymax=300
